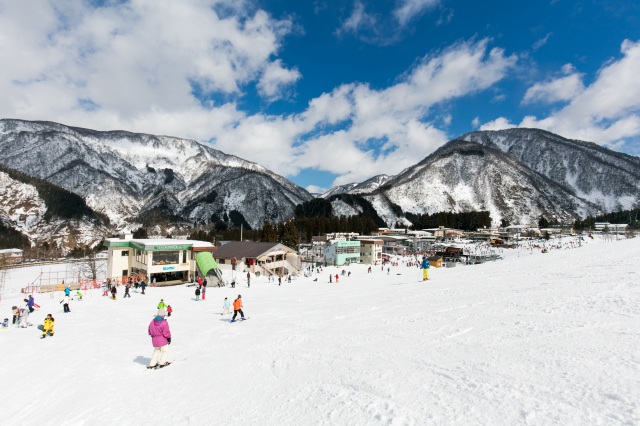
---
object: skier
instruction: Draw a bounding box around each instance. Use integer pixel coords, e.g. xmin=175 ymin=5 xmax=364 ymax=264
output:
xmin=102 ymin=280 xmax=109 ymax=297
xmin=247 ymin=272 xmax=251 ymax=287
xmin=124 ymin=283 xmax=131 ymax=298
xmin=222 ymin=297 xmax=231 ymax=315
xmin=11 ymin=306 xmax=19 ymax=324
xmin=157 ymin=299 xmax=167 ymax=309
xmin=231 ymin=295 xmax=245 ymax=322
xmin=201 ymin=286 xmax=207 ymax=300
xmin=230 ymin=280 xmax=236 ymax=288
xmin=27 ymin=295 xmax=35 ymax=313
xmin=278 ymin=276 xmax=281 ymax=286
xmin=60 ymin=295 xmax=71 ymax=313
xmin=110 ymin=284 xmax=117 ymax=300
xmin=64 ymin=284 xmax=71 ymax=297
xmin=76 ymin=290 xmax=83 ymax=300
xmin=421 ymin=256 xmax=430 ymax=281
xmin=147 ymin=308 xmax=171 ymax=369
xmin=335 ymin=274 xmax=339 ymax=283
xmin=140 ymin=280 xmax=147 ymax=295
xmin=195 ymin=286 xmax=200 ymax=301
xmin=41 ymin=314 xmax=54 ymax=338
xmin=166 ymin=305 xmax=173 ymax=317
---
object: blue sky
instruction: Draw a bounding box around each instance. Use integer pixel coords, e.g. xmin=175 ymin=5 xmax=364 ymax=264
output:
xmin=1 ymin=0 xmax=639 ymax=193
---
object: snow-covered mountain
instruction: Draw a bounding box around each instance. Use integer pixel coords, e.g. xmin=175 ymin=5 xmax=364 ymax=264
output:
xmin=461 ymin=128 xmax=640 ymax=213
xmin=319 ymin=183 xmax=359 ymax=199
xmin=0 ymin=119 xmax=313 ymax=231
xmin=0 ymin=167 xmax=109 ymax=248
xmin=356 ymin=139 xmax=604 ymax=226
xmin=349 ymin=174 xmax=392 ymax=194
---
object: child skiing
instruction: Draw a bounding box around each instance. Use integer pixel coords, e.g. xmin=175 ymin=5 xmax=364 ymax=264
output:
xmin=110 ymin=284 xmax=117 ymax=300
xmin=41 ymin=314 xmax=54 ymax=338
xmin=166 ymin=305 xmax=173 ymax=317
xmin=222 ymin=297 xmax=231 ymax=315
xmin=231 ymin=295 xmax=245 ymax=322
xmin=195 ymin=287 xmax=200 ymax=301
xmin=12 ymin=306 xmax=19 ymax=324
xmin=60 ymin=295 xmax=71 ymax=313
xmin=147 ymin=308 xmax=171 ymax=369
xmin=421 ymin=256 xmax=430 ymax=281
xmin=124 ymin=283 xmax=131 ymax=298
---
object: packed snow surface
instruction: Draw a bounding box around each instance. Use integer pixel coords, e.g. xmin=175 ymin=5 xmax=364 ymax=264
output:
xmin=1 ymin=236 xmax=639 ymax=425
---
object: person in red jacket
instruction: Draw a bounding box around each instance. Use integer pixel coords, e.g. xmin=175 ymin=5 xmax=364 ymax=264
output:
xmin=231 ymin=295 xmax=245 ymax=322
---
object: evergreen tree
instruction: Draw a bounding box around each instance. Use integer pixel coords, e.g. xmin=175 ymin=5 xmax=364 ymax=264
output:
xmin=280 ymin=219 xmax=300 ymax=250
xmin=261 ymin=220 xmax=278 ymax=242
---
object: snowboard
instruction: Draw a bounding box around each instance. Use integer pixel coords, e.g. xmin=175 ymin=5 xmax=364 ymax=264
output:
xmin=230 ymin=317 xmax=249 ymax=323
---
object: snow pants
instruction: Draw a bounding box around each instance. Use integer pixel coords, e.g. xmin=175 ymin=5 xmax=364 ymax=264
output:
xmin=423 ymin=269 xmax=429 ymax=280
xmin=232 ymin=309 xmax=244 ymax=320
xmin=63 ymin=303 xmax=70 ymax=313
xmin=150 ymin=345 xmax=169 ymax=367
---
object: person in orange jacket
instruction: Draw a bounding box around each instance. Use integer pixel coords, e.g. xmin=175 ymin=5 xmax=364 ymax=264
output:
xmin=231 ymin=294 xmax=245 ymax=322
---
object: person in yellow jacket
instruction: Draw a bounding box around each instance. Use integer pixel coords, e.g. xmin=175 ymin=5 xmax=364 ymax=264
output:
xmin=41 ymin=314 xmax=55 ymax=339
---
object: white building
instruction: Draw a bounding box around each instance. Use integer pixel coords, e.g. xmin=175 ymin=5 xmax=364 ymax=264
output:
xmin=104 ymin=234 xmax=215 ymax=286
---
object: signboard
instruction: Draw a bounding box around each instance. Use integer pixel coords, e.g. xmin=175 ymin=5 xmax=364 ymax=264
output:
xmin=162 ymin=266 xmax=176 ymax=271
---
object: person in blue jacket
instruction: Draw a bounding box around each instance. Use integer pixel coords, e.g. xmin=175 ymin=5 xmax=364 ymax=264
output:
xmin=421 ymin=256 xmax=430 ymax=281
xmin=27 ymin=295 xmax=35 ymax=313
xmin=64 ymin=284 xmax=71 ymax=297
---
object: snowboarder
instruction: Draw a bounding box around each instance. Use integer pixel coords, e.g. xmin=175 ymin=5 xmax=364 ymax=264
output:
xmin=195 ymin=287 xmax=201 ymax=301
xmin=421 ymin=256 xmax=430 ymax=281
xmin=147 ymin=308 xmax=171 ymax=369
xmin=166 ymin=305 xmax=173 ymax=317
xmin=60 ymin=295 xmax=71 ymax=313
xmin=110 ymin=284 xmax=117 ymax=300
xmin=231 ymin=295 xmax=245 ymax=322
xmin=27 ymin=295 xmax=35 ymax=313
xmin=222 ymin=297 xmax=231 ymax=315
xmin=157 ymin=299 xmax=167 ymax=310
xmin=41 ymin=314 xmax=54 ymax=338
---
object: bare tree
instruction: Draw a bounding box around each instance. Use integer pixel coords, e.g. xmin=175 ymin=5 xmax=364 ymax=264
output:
xmin=72 ymin=249 xmax=106 ymax=287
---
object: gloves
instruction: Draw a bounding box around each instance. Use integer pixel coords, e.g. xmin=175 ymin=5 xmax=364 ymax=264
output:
xmin=167 ymin=337 xmax=171 ymax=345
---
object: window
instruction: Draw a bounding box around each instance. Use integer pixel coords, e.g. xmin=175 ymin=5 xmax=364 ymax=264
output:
xmin=182 ymin=251 xmax=187 ymax=264
xmin=152 ymin=252 xmax=180 ymax=265
xmin=121 ymin=250 xmax=129 ymax=256
xmin=122 ymin=269 xmax=128 ymax=277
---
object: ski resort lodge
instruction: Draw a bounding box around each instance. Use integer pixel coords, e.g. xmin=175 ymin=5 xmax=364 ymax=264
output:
xmin=211 ymin=241 xmax=301 ymax=277
xmin=104 ymin=234 xmax=216 ymax=286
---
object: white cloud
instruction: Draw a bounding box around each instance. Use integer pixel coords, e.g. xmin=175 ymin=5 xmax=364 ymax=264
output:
xmin=471 ymin=116 xmax=480 ymax=128
xmin=483 ymin=39 xmax=640 ymax=147
xmin=335 ymin=0 xmax=377 ymax=36
xmin=394 ymin=0 xmax=440 ymax=26
xmin=257 ymin=59 xmax=301 ymax=101
xmin=522 ymin=65 xmax=584 ymax=104
xmin=532 ymin=32 xmax=552 ymax=51
xmin=0 ymin=0 xmax=295 ymax=120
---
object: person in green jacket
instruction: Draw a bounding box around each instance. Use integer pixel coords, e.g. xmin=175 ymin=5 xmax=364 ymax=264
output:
xmin=157 ymin=299 xmax=167 ymax=309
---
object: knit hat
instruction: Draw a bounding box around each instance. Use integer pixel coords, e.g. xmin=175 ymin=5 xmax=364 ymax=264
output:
xmin=157 ymin=308 xmax=166 ymax=317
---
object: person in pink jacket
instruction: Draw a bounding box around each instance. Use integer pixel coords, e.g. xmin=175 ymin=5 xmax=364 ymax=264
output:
xmin=147 ymin=308 xmax=172 ymax=369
